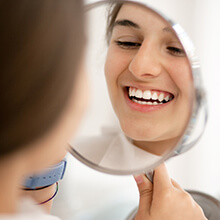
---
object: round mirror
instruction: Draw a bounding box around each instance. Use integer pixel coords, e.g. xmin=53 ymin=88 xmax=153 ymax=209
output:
xmin=68 ymin=0 xmax=207 ymax=175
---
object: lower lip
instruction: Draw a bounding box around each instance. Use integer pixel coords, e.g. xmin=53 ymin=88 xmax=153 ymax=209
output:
xmin=124 ymin=91 xmax=173 ymax=113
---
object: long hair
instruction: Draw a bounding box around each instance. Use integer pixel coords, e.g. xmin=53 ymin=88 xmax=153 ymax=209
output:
xmin=0 ymin=0 xmax=84 ymax=157
xmin=106 ymin=3 xmax=123 ymax=44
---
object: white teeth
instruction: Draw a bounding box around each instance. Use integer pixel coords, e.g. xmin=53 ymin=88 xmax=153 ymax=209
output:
xmin=158 ymin=93 xmax=164 ymax=102
xmin=129 ymin=87 xmax=136 ymax=97
xmin=164 ymin=95 xmax=170 ymax=102
xmin=131 ymin=88 xmax=136 ymax=96
xmin=143 ymin=90 xmax=151 ymax=99
xmin=132 ymin=99 xmax=140 ymax=104
xmin=152 ymin=92 xmax=158 ymax=100
xmin=132 ymin=99 xmax=163 ymax=106
xmin=129 ymin=87 xmax=173 ymax=104
xmin=135 ymin=89 xmax=142 ymax=98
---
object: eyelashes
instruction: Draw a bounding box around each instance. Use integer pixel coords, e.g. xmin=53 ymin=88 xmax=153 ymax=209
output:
xmin=115 ymin=40 xmax=186 ymax=57
xmin=166 ymin=46 xmax=185 ymax=56
xmin=115 ymin=40 xmax=141 ymax=49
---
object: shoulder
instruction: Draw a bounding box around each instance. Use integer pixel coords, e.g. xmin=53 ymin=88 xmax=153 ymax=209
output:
xmin=0 ymin=213 xmax=61 ymax=220
xmin=0 ymin=198 xmax=61 ymax=220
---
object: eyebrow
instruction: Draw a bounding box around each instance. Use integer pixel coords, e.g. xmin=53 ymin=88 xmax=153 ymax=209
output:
xmin=162 ymin=27 xmax=176 ymax=35
xmin=113 ymin=19 xmax=140 ymax=29
xmin=113 ymin=20 xmax=177 ymax=37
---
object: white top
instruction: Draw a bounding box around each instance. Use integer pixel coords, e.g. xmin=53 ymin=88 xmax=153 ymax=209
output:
xmin=72 ymin=127 xmax=161 ymax=172
xmin=0 ymin=198 xmax=60 ymax=220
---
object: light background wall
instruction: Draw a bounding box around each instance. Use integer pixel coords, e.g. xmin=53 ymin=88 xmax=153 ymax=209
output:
xmin=52 ymin=0 xmax=220 ymax=219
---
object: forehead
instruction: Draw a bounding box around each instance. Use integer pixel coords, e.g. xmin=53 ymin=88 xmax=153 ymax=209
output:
xmin=115 ymin=3 xmax=173 ymax=33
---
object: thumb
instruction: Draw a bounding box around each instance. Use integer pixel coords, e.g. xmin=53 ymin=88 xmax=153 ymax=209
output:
xmin=134 ymin=174 xmax=153 ymax=213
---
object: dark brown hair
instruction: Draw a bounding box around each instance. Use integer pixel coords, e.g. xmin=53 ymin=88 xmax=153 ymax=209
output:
xmin=106 ymin=3 xmax=123 ymax=44
xmin=0 ymin=0 xmax=84 ymax=157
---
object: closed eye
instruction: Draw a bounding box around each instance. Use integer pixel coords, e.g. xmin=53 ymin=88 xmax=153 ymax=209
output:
xmin=167 ymin=46 xmax=185 ymax=57
xmin=115 ymin=40 xmax=141 ymax=49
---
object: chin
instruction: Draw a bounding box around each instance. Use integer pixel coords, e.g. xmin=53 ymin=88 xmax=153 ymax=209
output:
xmin=120 ymin=123 xmax=156 ymax=141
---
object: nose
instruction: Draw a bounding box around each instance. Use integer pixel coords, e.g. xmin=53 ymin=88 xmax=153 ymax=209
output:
xmin=129 ymin=41 xmax=163 ymax=79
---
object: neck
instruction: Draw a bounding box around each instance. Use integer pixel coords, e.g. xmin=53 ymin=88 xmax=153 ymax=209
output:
xmin=133 ymin=136 xmax=180 ymax=156
xmin=0 ymin=154 xmax=25 ymax=214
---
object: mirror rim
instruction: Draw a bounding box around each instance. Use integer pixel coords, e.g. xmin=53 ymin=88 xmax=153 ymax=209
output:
xmin=68 ymin=0 xmax=207 ymax=175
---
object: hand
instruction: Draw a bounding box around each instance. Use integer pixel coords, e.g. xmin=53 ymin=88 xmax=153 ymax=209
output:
xmin=134 ymin=163 xmax=207 ymax=220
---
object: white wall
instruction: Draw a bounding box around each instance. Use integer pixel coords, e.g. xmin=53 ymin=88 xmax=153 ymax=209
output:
xmin=167 ymin=0 xmax=220 ymax=198
xmin=52 ymin=0 xmax=220 ymax=219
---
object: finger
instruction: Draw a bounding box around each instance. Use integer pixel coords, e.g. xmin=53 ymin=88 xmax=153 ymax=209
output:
xmin=153 ymin=163 xmax=172 ymax=190
xmin=134 ymin=174 xmax=153 ymax=211
xmin=171 ymin=178 xmax=183 ymax=190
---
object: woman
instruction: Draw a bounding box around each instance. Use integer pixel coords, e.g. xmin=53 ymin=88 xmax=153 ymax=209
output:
xmin=105 ymin=2 xmax=207 ymax=219
xmin=0 ymin=0 xmax=206 ymax=219
xmin=0 ymin=0 xmax=88 ymax=218
xmin=105 ymin=2 xmax=194 ymax=156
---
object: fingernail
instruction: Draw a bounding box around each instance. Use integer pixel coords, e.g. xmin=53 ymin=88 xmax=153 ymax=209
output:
xmin=134 ymin=175 xmax=144 ymax=184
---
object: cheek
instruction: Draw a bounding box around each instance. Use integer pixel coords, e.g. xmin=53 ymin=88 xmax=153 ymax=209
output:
xmin=105 ymin=48 xmax=118 ymax=98
xmin=67 ymin=72 xmax=89 ymax=138
xmin=105 ymin=46 xmax=131 ymax=83
xmin=105 ymin=47 xmax=119 ymax=82
xmin=167 ymin=60 xmax=193 ymax=96
xmin=167 ymin=61 xmax=194 ymax=128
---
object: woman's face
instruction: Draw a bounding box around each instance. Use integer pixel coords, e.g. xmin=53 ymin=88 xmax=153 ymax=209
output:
xmin=105 ymin=4 xmax=194 ymax=147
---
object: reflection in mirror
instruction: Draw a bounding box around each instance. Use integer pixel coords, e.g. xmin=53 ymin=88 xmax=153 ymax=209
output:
xmin=68 ymin=1 xmax=199 ymax=175
xmin=104 ymin=3 xmax=194 ymax=155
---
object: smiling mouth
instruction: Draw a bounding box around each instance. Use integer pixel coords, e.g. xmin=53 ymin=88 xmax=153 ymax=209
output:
xmin=127 ymin=87 xmax=174 ymax=105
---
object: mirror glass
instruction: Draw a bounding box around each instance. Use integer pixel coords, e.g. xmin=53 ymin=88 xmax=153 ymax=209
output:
xmin=68 ymin=1 xmax=203 ymax=175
